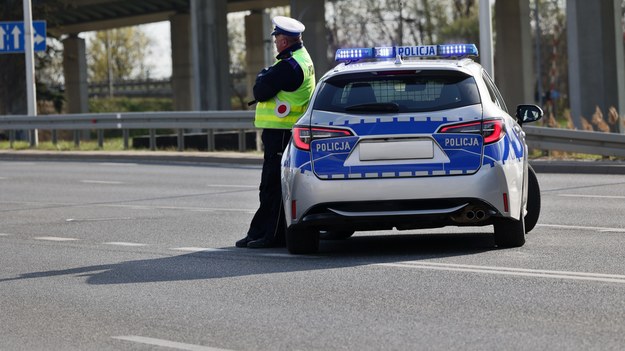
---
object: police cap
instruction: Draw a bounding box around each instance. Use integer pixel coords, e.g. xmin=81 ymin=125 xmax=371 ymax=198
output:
xmin=271 ymin=16 xmax=305 ymax=37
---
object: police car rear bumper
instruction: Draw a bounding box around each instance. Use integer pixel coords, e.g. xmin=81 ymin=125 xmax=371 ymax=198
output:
xmin=282 ymin=160 xmax=525 ymax=228
xmin=291 ymin=198 xmax=499 ymax=232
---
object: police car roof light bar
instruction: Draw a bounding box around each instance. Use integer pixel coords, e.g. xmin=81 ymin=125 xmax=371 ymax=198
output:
xmin=335 ymin=44 xmax=478 ymax=63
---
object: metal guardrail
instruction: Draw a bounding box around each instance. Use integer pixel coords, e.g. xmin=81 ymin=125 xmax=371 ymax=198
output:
xmin=1 ymin=111 xmax=624 ymax=157
xmin=523 ymin=125 xmax=625 ymax=158
xmin=0 ymin=111 xmax=256 ymax=151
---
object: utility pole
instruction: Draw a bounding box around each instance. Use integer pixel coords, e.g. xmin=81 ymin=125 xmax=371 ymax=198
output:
xmin=105 ymin=30 xmax=114 ymax=98
xmin=534 ymin=0 xmax=543 ymax=106
xmin=23 ymin=0 xmax=38 ymax=146
xmin=478 ymin=0 xmax=494 ymax=78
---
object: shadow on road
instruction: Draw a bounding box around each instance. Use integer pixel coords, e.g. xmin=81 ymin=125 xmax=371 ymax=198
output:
xmin=0 ymin=232 xmax=497 ymax=285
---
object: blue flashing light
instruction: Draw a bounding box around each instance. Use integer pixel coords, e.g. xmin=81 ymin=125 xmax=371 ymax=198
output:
xmin=334 ymin=48 xmax=374 ymax=61
xmin=438 ymin=44 xmax=478 ymax=57
xmin=335 ymin=43 xmax=478 ymax=63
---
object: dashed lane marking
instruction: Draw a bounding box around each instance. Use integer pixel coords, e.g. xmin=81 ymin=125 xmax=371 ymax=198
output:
xmin=206 ymin=184 xmax=257 ymax=188
xmin=97 ymin=162 xmax=138 ymax=166
xmin=80 ymin=180 xmax=124 ymax=185
xmin=559 ymin=194 xmax=625 ymax=200
xmin=3 ymin=236 xmax=312 ymax=258
xmin=170 ymin=247 xmax=321 ymax=258
xmin=66 ymin=217 xmax=138 ymax=222
xmin=538 ymin=223 xmax=625 ymax=233
xmin=375 ymin=261 xmax=625 ymax=284
xmin=171 ymin=247 xmax=229 ymax=253
xmin=104 ymin=242 xmax=148 ymax=247
xmin=112 ymin=336 xmax=232 ymax=351
xmin=34 ymin=236 xmax=79 ymax=241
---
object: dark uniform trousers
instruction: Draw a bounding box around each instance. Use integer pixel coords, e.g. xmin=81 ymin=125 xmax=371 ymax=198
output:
xmin=246 ymin=128 xmax=292 ymax=243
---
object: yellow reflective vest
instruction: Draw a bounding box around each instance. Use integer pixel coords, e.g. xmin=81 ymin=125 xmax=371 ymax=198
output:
xmin=254 ymin=47 xmax=315 ymax=129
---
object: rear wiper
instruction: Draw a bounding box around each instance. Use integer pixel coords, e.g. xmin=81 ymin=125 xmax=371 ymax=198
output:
xmin=345 ymin=102 xmax=400 ymax=113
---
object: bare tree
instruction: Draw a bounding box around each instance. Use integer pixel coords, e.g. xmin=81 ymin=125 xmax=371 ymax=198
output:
xmin=87 ymin=27 xmax=153 ymax=83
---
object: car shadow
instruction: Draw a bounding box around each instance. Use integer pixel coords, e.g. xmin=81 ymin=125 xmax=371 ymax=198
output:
xmin=0 ymin=232 xmax=497 ymax=285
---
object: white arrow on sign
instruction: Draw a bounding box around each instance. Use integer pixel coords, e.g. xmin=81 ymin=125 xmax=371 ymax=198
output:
xmin=34 ymin=33 xmax=44 ymax=45
xmin=11 ymin=26 xmax=21 ymax=50
xmin=0 ymin=26 xmax=5 ymax=50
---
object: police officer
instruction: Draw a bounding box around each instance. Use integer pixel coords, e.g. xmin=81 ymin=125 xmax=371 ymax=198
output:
xmin=236 ymin=16 xmax=316 ymax=248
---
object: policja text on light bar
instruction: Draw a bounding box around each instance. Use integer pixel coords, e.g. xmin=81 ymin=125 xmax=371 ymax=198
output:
xmin=335 ymin=44 xmax=479 ymax=62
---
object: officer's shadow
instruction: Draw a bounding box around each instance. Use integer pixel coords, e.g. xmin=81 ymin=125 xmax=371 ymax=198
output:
xmin=0 ymin=232 xmax=496 ymax=285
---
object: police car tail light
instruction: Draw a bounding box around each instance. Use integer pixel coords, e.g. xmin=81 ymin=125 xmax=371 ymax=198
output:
xmin=293 ymin=126 xmax=353 ymax=151
xmin=438 ymin=119 xmax=504 ymax=145
xmin=439 ymin=121 xmax=481 ymax=134
xmin=482 ymin=119 xmax=505 ymax=144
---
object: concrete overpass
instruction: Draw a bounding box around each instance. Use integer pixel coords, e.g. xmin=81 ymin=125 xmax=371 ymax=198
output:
xmin=45 ymin=0 xmax=623 ymax=132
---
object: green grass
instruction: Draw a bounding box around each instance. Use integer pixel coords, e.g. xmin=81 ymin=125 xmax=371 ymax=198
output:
xmin=0 ymin=138 xmax=126 ymax=151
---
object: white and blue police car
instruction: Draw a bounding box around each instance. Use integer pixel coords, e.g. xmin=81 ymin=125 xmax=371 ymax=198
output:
xmin=281 ymin=43 xmax=543 ymax=254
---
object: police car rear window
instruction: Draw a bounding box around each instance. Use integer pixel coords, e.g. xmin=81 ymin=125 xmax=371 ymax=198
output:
xmin=314 ymin=70 xmax=481 ymax=113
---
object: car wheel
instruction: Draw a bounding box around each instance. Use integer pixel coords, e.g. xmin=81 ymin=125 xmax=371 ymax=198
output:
xmin=286 ymin=227 xmax=319 ymax=254
xmin=524 ymin=165 xmax=541 ymax=233
xmin=319 ymin=230 xmax=355 ymax=240
xmin=493 ymin=209 xmax=526 ymax=248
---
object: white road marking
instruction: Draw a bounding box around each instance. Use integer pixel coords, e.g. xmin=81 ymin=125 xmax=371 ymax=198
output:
xmin=112 ymin=336 xmax=232 ymax=351
xmin=538 ymin=223 xmax=625 ymax=233
xmin=171 ymin=247 xmax=229 ymax=253
xmin=104 ymin=242 xmax=148 ymax=247
xmin=97 ymin=162 xmax=137 ymax=166
xmin=0 ymin=199 xmax=255 ymax=214
xmin=206 ymin=184 xmax=257 ymax=188
xmin=34 ymin=236 xmax=79 ymax=241
xmin=376 ymin=261 xmax=625 ymax=284
xmin=169 ymin=247 xmax=319 ymax=258
xmin=559 ymin=194 xmax=625 ymax=200
xmin=0 ymin=233 xmax=11 ymax=236
xmin=81 ymin=180 xmax=124 ymax=185
xmin=105 ymin=204 xmax=255 ymax=213
xmin=66 ymin=217 xmax=137 ymax=222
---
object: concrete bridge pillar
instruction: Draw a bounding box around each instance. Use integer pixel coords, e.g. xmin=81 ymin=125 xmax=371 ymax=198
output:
xmin=62 ymin=34 xmax=88 ymax=113
xmin=494 ymin=0 xmax=533 ymax=111
xmin=567 ymin=0 xmax=625 ymax=132
xmin=170 ymin=13 xmax=193 ymax=111
xmin=244 ymin=11 xmax=273 ymax=104
xmin=191 ymin=0 xmax=230 ymax=110
xmin=290 ymin=0 xmax=329 ymax=79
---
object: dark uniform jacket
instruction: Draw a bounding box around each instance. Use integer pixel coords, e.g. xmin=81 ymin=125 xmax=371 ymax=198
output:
xmin=253 ymin=42 xmax=305 ymax=102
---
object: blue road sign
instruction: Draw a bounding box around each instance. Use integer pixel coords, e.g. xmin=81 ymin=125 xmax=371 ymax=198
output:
xmin=0 ymin=20 xmax=47 ymax=53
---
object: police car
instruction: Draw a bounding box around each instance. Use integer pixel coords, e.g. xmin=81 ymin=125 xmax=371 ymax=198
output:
xmin=281 ymin=44 xmax=543 ymax=254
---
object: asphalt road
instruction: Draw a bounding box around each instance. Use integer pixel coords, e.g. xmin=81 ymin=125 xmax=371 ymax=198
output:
xmin=1 ymin=159 xmax=625 ymax=350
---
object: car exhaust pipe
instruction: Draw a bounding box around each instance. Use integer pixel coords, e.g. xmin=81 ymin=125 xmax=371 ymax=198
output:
xmin=475 ymin=210 xmax=486 ymax=220
xmin=452 ymin=207 xmax=491 ymax=224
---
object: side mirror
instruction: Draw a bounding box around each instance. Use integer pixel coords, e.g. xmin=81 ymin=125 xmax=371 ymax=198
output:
xmin=516 ymin=105 xmax=543 ymax=126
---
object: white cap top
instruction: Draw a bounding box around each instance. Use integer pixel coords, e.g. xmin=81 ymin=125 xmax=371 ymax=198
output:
xmin=271 ymin=16 xmax=305 ymax=37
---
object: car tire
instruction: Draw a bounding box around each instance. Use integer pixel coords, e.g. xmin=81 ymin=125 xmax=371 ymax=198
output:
xmin=493 ymin=209 xmax=526 ymax=248
xmin=319 ymin=230 xmax=355 ymax=240
xmin=524 ymin=165 xmax=541 ymax=233
xmin=286 ymin=227 xmax=319 ymax=254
